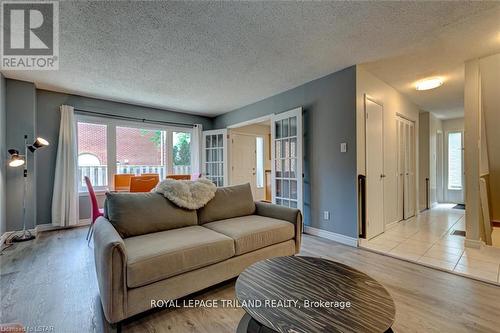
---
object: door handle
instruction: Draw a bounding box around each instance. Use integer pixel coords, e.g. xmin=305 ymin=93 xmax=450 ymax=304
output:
xmin=380 ymin=174 xmax=386 ymax=179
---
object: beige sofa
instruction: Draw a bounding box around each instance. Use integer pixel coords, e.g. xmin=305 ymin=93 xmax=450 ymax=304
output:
xmin=93 ymin=183 xmax=302 ymax=324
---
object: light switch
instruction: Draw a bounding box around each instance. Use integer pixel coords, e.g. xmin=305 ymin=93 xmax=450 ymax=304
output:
xmin=323 ymin=211 xmax=330 ymax=220
xmin=340 ymin=142 xmax=347 ymax=153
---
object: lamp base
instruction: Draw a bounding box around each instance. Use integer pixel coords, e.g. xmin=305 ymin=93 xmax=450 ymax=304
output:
xmin=11 ymin=231 xmax=35 ymax=242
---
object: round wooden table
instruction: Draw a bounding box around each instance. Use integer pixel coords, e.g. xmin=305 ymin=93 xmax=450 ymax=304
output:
xmin=235 ymin=256 xmax=395 ymax=333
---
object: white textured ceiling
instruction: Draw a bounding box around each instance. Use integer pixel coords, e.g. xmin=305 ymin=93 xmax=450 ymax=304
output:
xmin=362 ymin=6 xmax=500 ymax=119
xmin=2 ymin=1 xmax=499 ymax=116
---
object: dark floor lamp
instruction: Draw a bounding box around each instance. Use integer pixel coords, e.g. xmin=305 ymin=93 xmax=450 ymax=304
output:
xmin=8 ymin=135 xmax=49 ymax=242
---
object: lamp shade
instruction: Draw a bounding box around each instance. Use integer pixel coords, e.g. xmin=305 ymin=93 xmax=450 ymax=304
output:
xmin=33 ymin=137 xmax=49 ymax=148
xmin=8 ymin=149 xmax=25 ymax=167
xmin=28 ymin=137 xmax=50 ymax=152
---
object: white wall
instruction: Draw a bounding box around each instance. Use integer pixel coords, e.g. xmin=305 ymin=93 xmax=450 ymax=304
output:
xmin=429 ymin=114 xmax=443 ymax=205
xmin=419 ymin=112 xmax=444 ymax=209
xmin=357 ymin=66 xmax=420 ymax=226
xmin=419 ymin=112 xmax=430 ymax=211
xmin=480 ymin=53 xmax=500 ymax=221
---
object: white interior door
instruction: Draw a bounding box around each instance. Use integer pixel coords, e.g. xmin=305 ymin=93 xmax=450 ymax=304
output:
xmin=396 ymin=116 xmax=416 ymax=220
xmin=271 ymin=108 xmax=302 ymax=211
xmin=202 ymin=129 xmax=228 ymax=187
xmin=230 ymin=133 xmax=257 ymax=197
xmin=365 ymin=98 xmax=385 ymax=239
xmin=403 ymin=120 xmax=416 ymax=218
xmin=396 ymin=119 xmax=404 ymax=222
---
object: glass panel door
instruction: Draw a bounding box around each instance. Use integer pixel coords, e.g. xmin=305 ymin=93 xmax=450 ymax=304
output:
xmin=271 ymin=108 xmax=302 ymax=211
xmin=203 ymin=129 xmax=227 ymax=187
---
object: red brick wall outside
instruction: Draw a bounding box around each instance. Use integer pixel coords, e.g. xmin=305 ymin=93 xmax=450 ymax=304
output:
xmin=77 ymin=123 xmax=162 ymax=165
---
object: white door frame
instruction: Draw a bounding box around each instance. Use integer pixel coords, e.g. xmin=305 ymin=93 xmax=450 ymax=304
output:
xmin=202 ymin=129 xmax=228 ymax=186
xmin=227 ymin=115 xmax=273 ymax=129
xmin=444 ymin=130 xmax=465 ymax=204
xmin=365 ymin=96 xmax=385 ymax=239
xmin=271 ymin=107 xmax=303 ymax=212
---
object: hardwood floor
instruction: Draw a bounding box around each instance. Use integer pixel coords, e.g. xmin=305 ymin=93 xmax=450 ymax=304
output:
xmin=2 ymin=227 xmax=500 ymax=333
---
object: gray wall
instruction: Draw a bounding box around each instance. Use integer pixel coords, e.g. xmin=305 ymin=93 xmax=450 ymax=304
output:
xmin=3 ymin=79 xmax=213 ymax=231
xmin=0 ymin=74 xmax=6 ymax=235
xmin=36 ymin=89 xmax=213 ymax=224
xmin=5 ymin=80 xmax=37 ymax=232
xmin=214 ymin=66 xmax=358 ymax=238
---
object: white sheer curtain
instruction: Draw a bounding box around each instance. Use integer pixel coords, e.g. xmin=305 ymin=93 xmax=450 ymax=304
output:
xmin=191 ymin=124 xmax=203 ymax=175
xmin=52 ymin=105 xmax=79 ymax=226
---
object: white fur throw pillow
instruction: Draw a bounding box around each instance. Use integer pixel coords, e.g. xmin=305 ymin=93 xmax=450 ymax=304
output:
xmin=154 ymin=178 xmax=217 ymax=210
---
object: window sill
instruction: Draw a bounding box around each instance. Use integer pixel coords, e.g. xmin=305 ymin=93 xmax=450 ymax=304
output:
xmin=79 ymin=190 xmax=108 ymax=197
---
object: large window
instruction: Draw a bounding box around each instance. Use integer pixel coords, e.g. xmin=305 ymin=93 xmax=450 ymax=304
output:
xmin=116 ymin=126 xmax=167 ymax=178
xmin=447 ymin=131 xmax=463 ymax=190
xmin=77 ymin=122 xmax=108 ymax=189
xmin=172 ymin=132 xmax=191 ymax=175
xmin=77 ymin=116 xmax=192 ymax=191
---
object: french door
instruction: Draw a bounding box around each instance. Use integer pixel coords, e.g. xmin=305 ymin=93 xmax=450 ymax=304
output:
xmin=271 ymin=108 xmax=303 ymax=211
xmin=202 ymin=129 xmax=228 ymax=187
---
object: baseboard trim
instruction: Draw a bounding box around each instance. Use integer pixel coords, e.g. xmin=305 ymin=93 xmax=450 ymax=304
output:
xmin=304 ymin=226 xmax=358 ymax=247
xmin=465 ymin=238 xmax=484 ymax=249
xmin=385 ymin=220 xmax=400 ymax=231
xmin=36 ymin=220 xmax=91 ymax=232
xmin=1 ymin=221 xmax=91 ymax=245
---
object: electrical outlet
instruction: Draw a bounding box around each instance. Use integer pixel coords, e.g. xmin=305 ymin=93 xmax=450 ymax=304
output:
xmin=323 ymin=211 xmax=330 ymax=220
xmin=340 ymin=142 xmax=347 ymax=153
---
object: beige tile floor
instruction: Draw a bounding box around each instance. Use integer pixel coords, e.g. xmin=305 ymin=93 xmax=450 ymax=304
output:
xmin=359 ymin=204 xmax=500 ymax=285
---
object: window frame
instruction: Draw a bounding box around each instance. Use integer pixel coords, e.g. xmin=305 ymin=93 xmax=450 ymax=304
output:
xmin=76 ymin=114 xmax=192 ymax=193
xmin=255 ymin=136 xmax=264 ymax=189
xmin=446 ymin=130 xmax=464 ymax=191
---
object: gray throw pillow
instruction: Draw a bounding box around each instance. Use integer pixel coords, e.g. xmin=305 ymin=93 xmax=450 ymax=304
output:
xmin=105 ymin=192 xmax=198 ymax=238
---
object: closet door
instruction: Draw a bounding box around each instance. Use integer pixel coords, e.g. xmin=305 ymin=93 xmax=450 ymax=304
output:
xmin=396 ymin=119 xmax=405 ymax=222
xmin=402 ymin=120 xmax=416 ymax=219
xmin=407 ymin=122 xmax=416 ymax=217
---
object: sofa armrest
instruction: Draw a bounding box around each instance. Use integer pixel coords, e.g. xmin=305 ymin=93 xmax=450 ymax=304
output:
xmin=93 ymin=217 xmax=128 ymax=323
xmin=255 ymin=201 xmax=302 ymax=253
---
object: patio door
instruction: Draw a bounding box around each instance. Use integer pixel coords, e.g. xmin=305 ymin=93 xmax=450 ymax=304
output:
xmin=271 ymin=108 xmax=303 ymax=211
xmin=202 ymin=129 xmax=228 ymax=187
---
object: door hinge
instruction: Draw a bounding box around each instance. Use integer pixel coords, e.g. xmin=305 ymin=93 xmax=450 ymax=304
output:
xmin=366 ymin=112 xmax=369 ymax=119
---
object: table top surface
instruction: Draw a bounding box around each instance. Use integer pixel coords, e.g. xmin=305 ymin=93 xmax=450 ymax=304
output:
xmin=235 ymin=256 xmax=395 ymax=333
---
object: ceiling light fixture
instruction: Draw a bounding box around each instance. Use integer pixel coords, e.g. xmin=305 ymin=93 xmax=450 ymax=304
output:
xmin=415 ymin=77 xmax=443 ymax=91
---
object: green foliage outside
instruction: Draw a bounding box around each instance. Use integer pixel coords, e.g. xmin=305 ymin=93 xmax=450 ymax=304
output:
xmin=140 ymin=130 xmax=190 ymax=166
xmin=173 ymin=132 xmax=191 ymax=166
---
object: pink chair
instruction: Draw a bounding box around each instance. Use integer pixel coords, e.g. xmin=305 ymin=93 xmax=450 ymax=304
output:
xmin=191 ymin=173 xmax=202 ymax=180
xmin=85 ymin=176 xmax=104 ymax=244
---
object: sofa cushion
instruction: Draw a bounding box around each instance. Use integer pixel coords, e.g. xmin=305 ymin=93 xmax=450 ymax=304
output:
xmin=124 ymin=226 xmax=235 ymax=288
xmin=198 ymin=183 xmax=255 ymax=224
xmin=203 ymin=215 xmax=295 ymax=255
xmin=105 ymin=192 xmax=197 ymax=238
